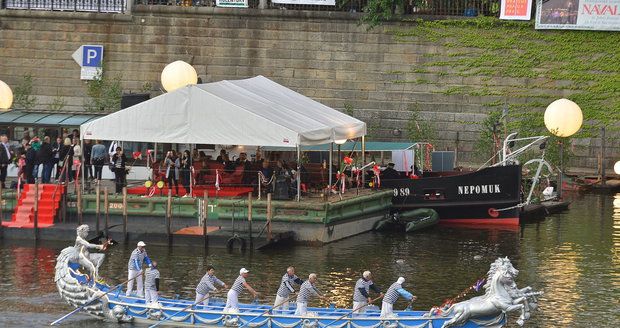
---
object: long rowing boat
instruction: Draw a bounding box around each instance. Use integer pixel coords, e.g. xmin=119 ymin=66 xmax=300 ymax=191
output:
xmin=55 ymin=240 xmax=541 ymax=328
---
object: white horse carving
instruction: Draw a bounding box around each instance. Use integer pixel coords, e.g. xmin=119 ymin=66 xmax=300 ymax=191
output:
xmin=435 ymin=257 xmax=541 ymax=328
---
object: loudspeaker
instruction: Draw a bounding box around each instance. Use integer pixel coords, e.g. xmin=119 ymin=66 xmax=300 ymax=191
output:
xmin=121 ymin=93 xmax=150 ymax=109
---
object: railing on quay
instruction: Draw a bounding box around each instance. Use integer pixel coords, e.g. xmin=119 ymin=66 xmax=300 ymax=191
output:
xmin=131 ymin=0 xmax=500 ymax=17
xmin=1 ymin=0 xmax=500 ymax=17
xmin=1 ymin=0 xmax=126 ymax=13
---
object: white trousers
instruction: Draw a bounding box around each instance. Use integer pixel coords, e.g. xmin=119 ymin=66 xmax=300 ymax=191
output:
xmin=352 ymin=301 xmax=368 ymax=313
xmin=223 ymin=290 xmax=239 ymax=313
xmin=145 ymin=289 xmax=158 ymax=304
xmin=273 ymin=295 xmax=290 ymax=310
xmin=126 ymin=269 xmax=144 ymax=297
xmin=380 ymin=301 xmax=394 ymax=317
xmin=294 ymin=302 xmax=307 ymax=316
xmin=195 ymin=293 xmax=210 ymax=308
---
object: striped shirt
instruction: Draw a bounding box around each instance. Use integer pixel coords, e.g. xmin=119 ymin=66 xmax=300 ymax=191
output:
xmin=127 ymin=248 xmax=152 ymax=271
xmin=145 ymin=268 xmax=160 ymax=291
xmin=196 ymin=273 xmax=219 ymax=295
xmin=230 ymin=275 xmax=246 ymax=293
xmin=353 ymin=278 xmax=379 ymax=302
xmin=383 ymin=282 xmax=403 ymax=304
xmin=276 ymin=273 xmax=303 ymax=298
xmin=296 ymin=280 xmax=321 ymax=303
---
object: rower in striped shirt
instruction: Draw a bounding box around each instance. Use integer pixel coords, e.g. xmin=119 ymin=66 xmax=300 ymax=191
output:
xmin=223 ymin=268 xmax=259 ymax=313
xmin=352 ymin=270 xmax=383 ymax=313
xmin=294 ymin=273 xmax=327 ymax=316
xmin=274 ymin=266 xmax=304 ymax=310
xmin=381 ymin=277 xmax=416 ymax=318
xmin=144 ymin=261 xmax=160 ymax=306
xmin=195 ymin=265 xmax=228 ymax=308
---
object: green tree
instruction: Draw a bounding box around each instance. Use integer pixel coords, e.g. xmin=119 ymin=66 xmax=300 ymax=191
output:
xmin=13 ymin=74 xmax=38 ymax=110
xmin=406 ymin=103 xmax=435 ymax=142
xmin=85 ymin=67 xmax=123 ymax=112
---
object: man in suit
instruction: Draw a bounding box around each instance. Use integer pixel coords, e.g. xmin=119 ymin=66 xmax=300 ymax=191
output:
xmin=0 ymin=134 xmax=13 ymax=188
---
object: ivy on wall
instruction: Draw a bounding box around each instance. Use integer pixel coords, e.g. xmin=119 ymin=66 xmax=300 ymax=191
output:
xmin=390 ymin=17 xmax=620 ymax=166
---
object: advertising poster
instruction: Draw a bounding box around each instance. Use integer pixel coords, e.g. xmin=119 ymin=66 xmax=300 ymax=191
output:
xmin=536 ymin=0 xmax=620 ymax=31
xmin=500 ymin=0 xmax=533 ymax=20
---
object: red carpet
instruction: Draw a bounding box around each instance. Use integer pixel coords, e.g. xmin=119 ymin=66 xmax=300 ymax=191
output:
xmin=3 ymin=184 xmax=65 ymax=228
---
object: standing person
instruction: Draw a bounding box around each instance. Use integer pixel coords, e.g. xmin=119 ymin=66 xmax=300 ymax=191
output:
xmin=30 ymin=138 xmax=42 ymax=182
xmin=274 ymin=266 xmax=304 ymax=310
xmin=295 ymin=273 xmax=327 ymax=316
xmin=126 ymin=241 xmax=152 ymax=297
xmin=111 ymin=147 xmax=127 ymax=194
xmin=91 ymin=140 xmax=106 ymax=182
xmin=58 ymin=138 xmax=73 ymax=182
xmin=180 ymin=150 xmax=192 ymax=197
xmin=223 ymin=268 xmax=259 ymax=313
xmin=83 ymin=139 xmax=93 ymax=180
xmin=380 ymin=277 xmax=416 ymax=318
xmin=0 ymin=134 xmax=13 ymax=188
xmin=144 ymin=261 xmax=160 ymax=306
xmin=165 ymin=150 xmax=180 ymax=196
xmin=51 ymin=137 xmax=62 ymax=180
xmin=195 ymin=265 xmax=228 ymax=308
xmin=37 ymin=136 xmax=54 ymax=183
xmin=71 ymin=138 xmax=82 ymax=181
xmin=24 ymin=142 xmax=36 ymax=184
xmin=352 ymin=271 xmax=383 ymax=313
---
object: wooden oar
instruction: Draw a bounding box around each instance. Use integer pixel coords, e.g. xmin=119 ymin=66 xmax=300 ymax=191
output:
xmin=323 ymin=295 xmax=383 ymax=327
xmin=50 ymin=274 xmax=140 ymax=326
xmin=237 ymin=294 xmax=296 ymax=328
xmin=149 ymin=292 xmax=214 ymax=328
xmin=404 ymin=296 xmax=417 ymax=311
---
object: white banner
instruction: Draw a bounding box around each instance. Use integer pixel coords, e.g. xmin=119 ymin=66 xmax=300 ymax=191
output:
xmin=500 ymin=0 xmax=533 ymax=20
xmin=271 ymin=0 xmax=335 ymax=5
xmin=216 ymin=0 xmax=248 ymax=7
xmin=536 ymin=0 xmax=620 ymax=31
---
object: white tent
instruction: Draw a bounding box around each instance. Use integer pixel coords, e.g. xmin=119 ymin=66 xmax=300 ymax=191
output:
xmin=80 ymin=76 xmax=366 ymax=147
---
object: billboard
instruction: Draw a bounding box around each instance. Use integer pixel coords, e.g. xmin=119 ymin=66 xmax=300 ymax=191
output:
xmin=536 ymin=0 xmax=620 ymax=31
xmin=500 ymin=0 xmax=533 ymax=20
xmin=271 ymin=0 xmax=335 ymax=5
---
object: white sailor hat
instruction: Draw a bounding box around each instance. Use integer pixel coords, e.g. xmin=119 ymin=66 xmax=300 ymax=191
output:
xmin=240 ymin=268 xmax=249 ymax=274
xmin=137 ymin=241 xmax=147 ymax=247
xmin=397 ymin=277 xmax=405 ymax=284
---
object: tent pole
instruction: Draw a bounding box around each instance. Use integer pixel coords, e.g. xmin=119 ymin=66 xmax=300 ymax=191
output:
xmin=361 ymin=136 xmax=366 ymax=185
xmin=80 ymin=138 xmax=85 ymax=194
xmin=296 ymin=144 xmax=301 ymax=202
xmin=328 ymin=143 xmax=333 ymax=191
xmin=154 ymin=142 xmax=158 ymax=181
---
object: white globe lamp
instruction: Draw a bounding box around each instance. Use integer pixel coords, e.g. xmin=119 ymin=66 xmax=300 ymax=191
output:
xmin=614 ymin=160 xmax=620 ymax=175
xmin=544 ymin=99 xmax=583 ymax=137
xmin=334 ymin=139 xmax=348 ymax=145
xmin=160 ymin=61 xmax=198 ymax=92
xmin=0 ymin=80 xmax=13 ymax=111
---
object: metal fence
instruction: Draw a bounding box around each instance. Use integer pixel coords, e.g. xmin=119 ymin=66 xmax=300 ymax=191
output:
xmin=2 ymin=0 xmax=126 ymax=12
xmin=132 ymin=0 xmax=501 ymax=16
xmin=1 ymin=0 xmax=500 ymax=16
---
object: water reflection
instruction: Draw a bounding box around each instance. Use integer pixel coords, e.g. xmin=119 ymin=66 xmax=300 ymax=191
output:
xmin=0 ymin=194 xmax=619 ymax=327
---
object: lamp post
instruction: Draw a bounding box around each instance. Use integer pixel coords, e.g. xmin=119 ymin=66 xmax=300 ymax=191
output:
xmin=160 ymin=60 xmax=198 ymax=92
xmin=0 ymin=80 xmax=14 ymax=111
xmin=544 ymin=98 xmax=583 ymax=199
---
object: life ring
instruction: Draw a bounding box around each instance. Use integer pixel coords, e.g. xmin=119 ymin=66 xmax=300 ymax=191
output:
xmin=488 ymin=208 xmax=500 ymax=218
xmin=226 ymin=235 xmax=246 ymax=250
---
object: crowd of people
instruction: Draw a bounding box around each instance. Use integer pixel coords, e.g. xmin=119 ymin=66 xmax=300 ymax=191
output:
xmin=123 ymin=241 xmax=417 ymax=318
xmin=0 ymin=129 xmax=120 ymax=190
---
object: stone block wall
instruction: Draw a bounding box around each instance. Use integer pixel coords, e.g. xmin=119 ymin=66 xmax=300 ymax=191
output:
xmin=0 ymin=7 xmax=617 ymax=171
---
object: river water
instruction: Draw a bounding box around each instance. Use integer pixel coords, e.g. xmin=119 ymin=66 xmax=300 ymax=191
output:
xmin=1 ymin=193 xmax=619 ymax=327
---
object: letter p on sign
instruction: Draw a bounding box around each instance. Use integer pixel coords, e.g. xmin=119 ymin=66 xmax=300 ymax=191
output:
xmin=82 ymin=45 xmax=103 ymax=67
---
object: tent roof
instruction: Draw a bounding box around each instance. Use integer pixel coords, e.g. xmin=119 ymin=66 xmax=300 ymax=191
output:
xmin=81 ymin=76 xmax=366 ymax=147
xmin=263 ymin=141 xmax=416 ymax=152
xmin=0 ymin=110 xmax=103 ymax=127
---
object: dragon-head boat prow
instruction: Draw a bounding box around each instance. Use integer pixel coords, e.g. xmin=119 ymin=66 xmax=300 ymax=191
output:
xmin=54 ymin=226 xmax=133 ymax=323
xmin=428 ymin=257 xmax=542 ymax=328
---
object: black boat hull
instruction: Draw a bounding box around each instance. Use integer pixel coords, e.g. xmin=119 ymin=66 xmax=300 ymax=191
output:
xmin=382 ymin=165 xmax=521 ymax=226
